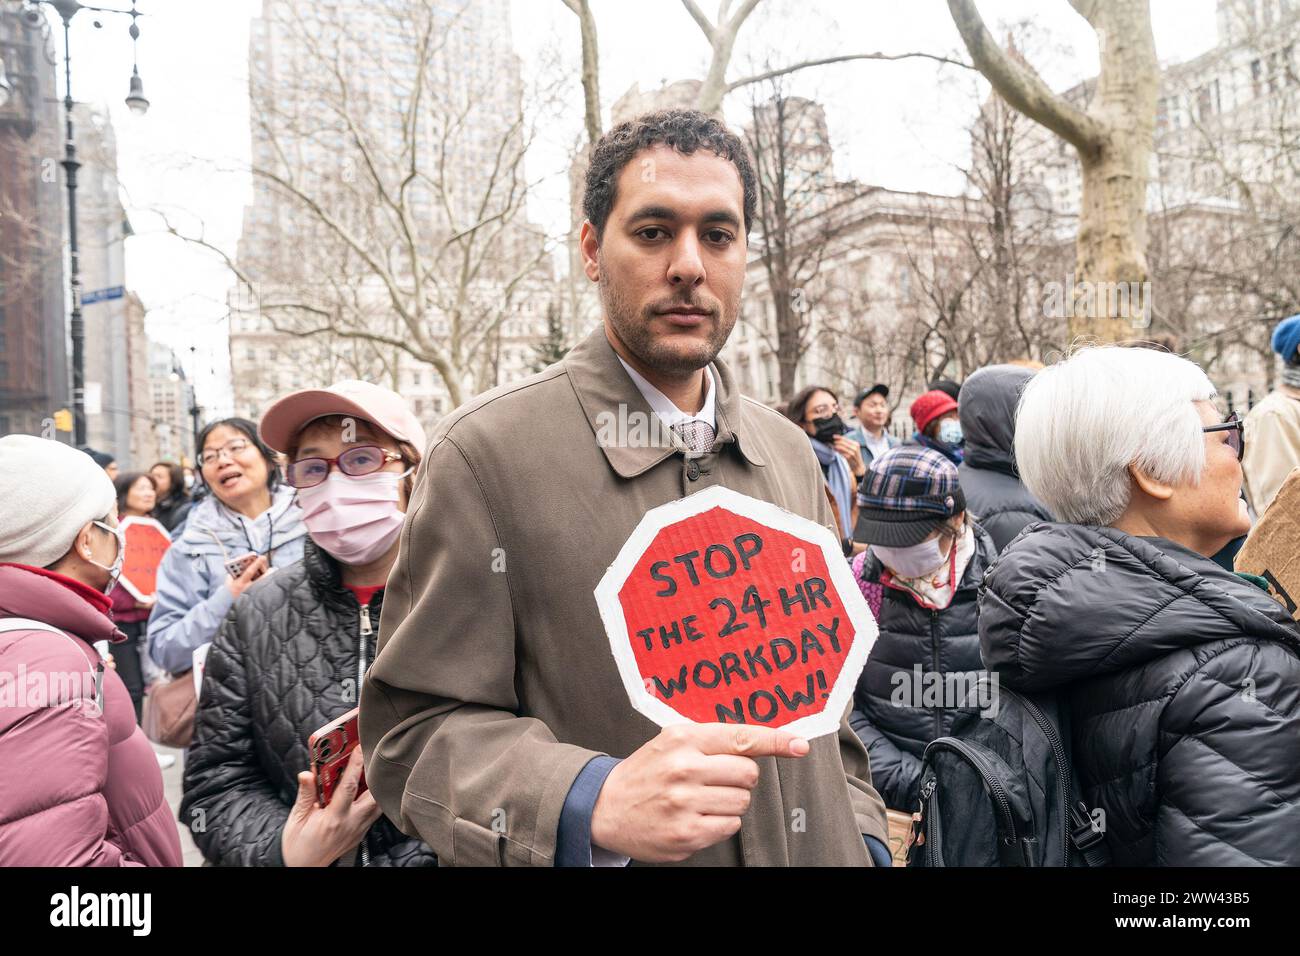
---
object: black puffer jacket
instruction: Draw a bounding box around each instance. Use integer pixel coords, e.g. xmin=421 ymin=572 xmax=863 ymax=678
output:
xmin=180 ymin=538 xmax=436 ymax=867
xmin=849 ymin=523 xmax=997 ymax=812
xmin=981 ymin=523 xmax=1300 ymax=866
xmin=957 ymin=365 xmax=1052 ymax=552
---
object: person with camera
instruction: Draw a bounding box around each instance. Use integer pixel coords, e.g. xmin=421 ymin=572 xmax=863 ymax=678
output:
xmin=786 ymin=385 xmax=866 ymax=552
xmin=179 ymin=381 xmax=436 ymax=867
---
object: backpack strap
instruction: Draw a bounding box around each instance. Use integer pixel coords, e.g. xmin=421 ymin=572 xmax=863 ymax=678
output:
xmin=0 ymin=618 xmax=105 ymax=712
xmin=1067 ymin=800 xmax=1112 ymax=867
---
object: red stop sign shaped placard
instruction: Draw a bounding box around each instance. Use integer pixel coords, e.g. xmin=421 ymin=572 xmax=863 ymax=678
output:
xmin=117 ymin=516 xmax=173 ymax=602
xmin=595 ymin=486 xmax=877 ymax=738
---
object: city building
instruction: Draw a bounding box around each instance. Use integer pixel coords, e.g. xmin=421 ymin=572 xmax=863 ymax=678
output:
xmin=0 ymin=9 xmax=66 ymax=438
xmin=229 ymin=0 xmax=552 ymax=426
xmin=1010 ymin=0 xmax=1300 ymax=397
xmin=76 ymin=102 xmax=152 ymax=466
xmin=147 ymin=340 xmax=196 ymax=464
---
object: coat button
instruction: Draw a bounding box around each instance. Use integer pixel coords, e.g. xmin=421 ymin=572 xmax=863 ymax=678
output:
xmin=686 ymin=461 xmax=701 ymax=481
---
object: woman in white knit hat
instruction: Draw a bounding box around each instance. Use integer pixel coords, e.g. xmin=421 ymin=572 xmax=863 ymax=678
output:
xmin=0 ymin=435 xmax=182 ymax=865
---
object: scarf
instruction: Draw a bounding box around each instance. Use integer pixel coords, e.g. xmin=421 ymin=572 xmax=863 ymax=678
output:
xmin=811 ymin=437 xmax=855 ymax=538
xmin=879 ymin=522 xmax=976 ymax=610
xmin=913 ymin=430 xmax=964 ymax=465
xmin=1281 ymin=365 xmax=1300 ymax=389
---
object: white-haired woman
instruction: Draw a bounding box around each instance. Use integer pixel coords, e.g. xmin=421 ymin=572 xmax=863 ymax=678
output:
xmin=978 ymin=346 xmax=1300 ymax=866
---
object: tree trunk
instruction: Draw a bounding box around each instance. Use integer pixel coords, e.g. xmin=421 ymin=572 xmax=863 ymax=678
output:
xmin=1071 ymin=0 xmax=1158 ymax=340
xmin=948 ymin=0 xmax=1158 ymax=342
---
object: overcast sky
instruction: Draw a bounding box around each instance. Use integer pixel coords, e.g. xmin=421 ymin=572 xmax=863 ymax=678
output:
xmin=53 ymin=0 xmax=1220 ymax=414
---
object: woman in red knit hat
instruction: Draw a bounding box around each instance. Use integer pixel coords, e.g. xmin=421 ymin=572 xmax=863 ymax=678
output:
xmin=909 ymin=388 xmax=964 ymax=465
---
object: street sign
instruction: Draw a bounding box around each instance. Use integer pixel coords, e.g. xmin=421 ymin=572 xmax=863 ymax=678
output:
xmin=595 ymin=486 xmax=877 ymax=739
xmin=82 ymin=286 xmax=125 ymax=305
xmin=117 ymin=516 xmax=172 ymax=603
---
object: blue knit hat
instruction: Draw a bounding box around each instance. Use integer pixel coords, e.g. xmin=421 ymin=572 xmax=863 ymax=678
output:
xmin=1271 ymin=313 xmax=1300 ymax=362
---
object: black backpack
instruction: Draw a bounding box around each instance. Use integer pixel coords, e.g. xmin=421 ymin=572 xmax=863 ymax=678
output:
xmin=906 ymin=678 xmax=1110 ymax=867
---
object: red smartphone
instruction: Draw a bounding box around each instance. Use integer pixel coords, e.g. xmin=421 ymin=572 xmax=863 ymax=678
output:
xmin=308 ymin=707 xmax=367 ymax=808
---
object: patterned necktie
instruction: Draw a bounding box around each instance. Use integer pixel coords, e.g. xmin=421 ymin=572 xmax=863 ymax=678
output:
xmin=672 ymin=419 xmax=716 ymax=455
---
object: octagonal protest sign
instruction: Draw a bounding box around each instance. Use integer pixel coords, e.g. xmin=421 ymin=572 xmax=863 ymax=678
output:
xmin=595 ymin=485 xmax=878 ymax=739
xmin=117 ymin=515 xmax=173 ymax=603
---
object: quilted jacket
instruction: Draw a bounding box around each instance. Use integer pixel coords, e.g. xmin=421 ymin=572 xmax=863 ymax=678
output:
xmin=0 ymin=564 xmax=182 ymax=866
xmin=848 ymin=523 xmax=997 ymax=812
xmin=179 ymin=538 xmax=436 ymax=866
xmin=980 ymin=523 xmax=1300 ymax=866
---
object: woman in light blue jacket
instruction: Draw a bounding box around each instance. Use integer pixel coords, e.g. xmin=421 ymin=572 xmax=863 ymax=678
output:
xmin=148 ymin=418 xmax=305 ymax=675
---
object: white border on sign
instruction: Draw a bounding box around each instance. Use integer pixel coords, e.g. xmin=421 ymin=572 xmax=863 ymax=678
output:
xmin=593 ymin=485 xmax=878 ymax=739
xmin=116 ymin=515 xmax=173 ymax=603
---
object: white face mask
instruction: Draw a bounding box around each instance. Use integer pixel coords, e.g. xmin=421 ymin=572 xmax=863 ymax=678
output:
xmin=86 ymin=520 xmax=126 ymax=594
xmin=873 ymin=536 xmax=947 ymax=579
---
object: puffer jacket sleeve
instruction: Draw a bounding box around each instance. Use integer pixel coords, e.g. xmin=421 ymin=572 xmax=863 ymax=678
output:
xmin=180 ymin=607 xmax=291 ymax=866
xmin=147 ymin=543 xmax=234 ymax=674
xmin=0 ymin=631 xmax=142 ymax=866
xmin=848 ymin=705 xmax=923 ymax=813
xmin=1155 ymin=638 xmax=1300 ymax=866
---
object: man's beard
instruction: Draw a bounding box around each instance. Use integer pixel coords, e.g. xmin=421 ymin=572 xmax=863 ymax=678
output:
xmin=598 ymin=264 xmax=738 ymax=376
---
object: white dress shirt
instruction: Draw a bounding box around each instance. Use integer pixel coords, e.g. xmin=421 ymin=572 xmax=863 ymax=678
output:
xmin=616 ymin=354 xmax=718 ymax=432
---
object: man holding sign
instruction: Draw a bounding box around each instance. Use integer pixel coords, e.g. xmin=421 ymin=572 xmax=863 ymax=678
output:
xmin=361 ymin=109 xmax=889 ymax=866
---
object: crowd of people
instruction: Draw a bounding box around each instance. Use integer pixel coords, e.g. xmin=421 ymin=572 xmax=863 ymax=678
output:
xmin=3 ymin=108 xmax=1300 ymax=868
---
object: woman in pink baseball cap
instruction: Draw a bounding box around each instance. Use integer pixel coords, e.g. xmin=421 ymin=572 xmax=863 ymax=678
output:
xmin=180 ymin=380 xmax=437 ymax=868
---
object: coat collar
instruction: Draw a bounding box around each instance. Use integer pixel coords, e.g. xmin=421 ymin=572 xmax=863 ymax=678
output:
xmin=564 ymin=325 xmax=766 ymax=478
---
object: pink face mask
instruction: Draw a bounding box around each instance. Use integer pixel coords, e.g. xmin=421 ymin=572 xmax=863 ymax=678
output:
xmin=295 ymin=469 xmax=411 ymax=565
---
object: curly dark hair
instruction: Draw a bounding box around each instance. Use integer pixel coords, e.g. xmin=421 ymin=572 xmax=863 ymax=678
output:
xmin=582 ymin=109 xmax=757 ymax=239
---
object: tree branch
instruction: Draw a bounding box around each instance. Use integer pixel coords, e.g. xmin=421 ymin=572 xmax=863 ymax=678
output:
xmin=562 ymin=0 xmax=603 ymax=144
xmin=946 ymin=0 xmax=1105 ymax=153
xmin=728 ymin=50 xmax=973 ymax=92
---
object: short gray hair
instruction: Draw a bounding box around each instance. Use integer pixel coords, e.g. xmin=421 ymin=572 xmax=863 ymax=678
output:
xmin=1014 ymin=346 xmax=1216 ymax=526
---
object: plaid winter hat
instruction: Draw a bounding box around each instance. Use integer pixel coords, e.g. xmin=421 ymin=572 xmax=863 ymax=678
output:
xmin=854 ymin=445 xmax=965 ymax=547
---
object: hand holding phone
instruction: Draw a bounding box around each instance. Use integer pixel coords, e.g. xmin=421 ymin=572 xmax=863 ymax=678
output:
xmin=309 ymin=707 xmax=366 ymax=808
xmin=225 ymin=554 xmax=268 ymax=599
xmin=282 ymin=747 xmax=380 ymax=867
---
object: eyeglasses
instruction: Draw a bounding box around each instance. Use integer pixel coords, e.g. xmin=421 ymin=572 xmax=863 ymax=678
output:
xmin=1203 ymin=411 xmax=1243 ymax=461
xmin=286 ymin=445 xmax=403 ymax=489
xmin=806 ymin=401 xmax=840 ymax=423
xmin=199 ymin=438 xmax=251 ymax=467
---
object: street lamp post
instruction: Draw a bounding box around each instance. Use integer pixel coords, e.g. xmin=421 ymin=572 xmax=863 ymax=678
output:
xmin=20 ymin=0 xmax=148 ymax=446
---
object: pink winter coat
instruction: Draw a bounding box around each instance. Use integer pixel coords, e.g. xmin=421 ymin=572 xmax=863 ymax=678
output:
xmin=0 ymin=564 xmax=182 ymax=866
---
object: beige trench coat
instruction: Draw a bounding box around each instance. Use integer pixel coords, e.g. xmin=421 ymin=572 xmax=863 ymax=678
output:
xmin=360 ymin=327 xmax=889 ymax=866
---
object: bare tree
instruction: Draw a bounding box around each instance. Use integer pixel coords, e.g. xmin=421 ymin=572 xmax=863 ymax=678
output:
xmin=1146 ymin=0 xmax=1300 ymax=390
xmin=948 ymin=0 xmax=1159 ymax=342
xmin=563 ymin=0 xmax=972 ymax=144
xmin=164 ymin=0 xmax=561 ymax=409
xmin=743 ymin=84 xmax=865 ymax=397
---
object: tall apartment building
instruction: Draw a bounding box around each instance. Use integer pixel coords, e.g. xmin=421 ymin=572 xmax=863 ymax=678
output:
xmin=148 ymin=340 xmax=196 ymax=464
xmin=0 ymin=9 xmax=66 ymax=437
xmin=76 ymin=103 xmax=154 ymax=465
xmin=229 ymin=0 xmax=552 ymax=431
